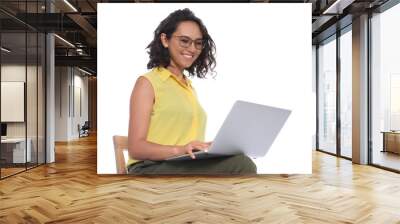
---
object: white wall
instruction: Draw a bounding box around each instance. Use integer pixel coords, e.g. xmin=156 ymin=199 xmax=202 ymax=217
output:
xmin=75 ymin=73 xmax=89 ymax=124
xmin=1 ymin=65 xmax=39 ymax=137
xmin=1 ymin=65 xmax=26 ymax=130
xmin=55 ymin=66 xmax=69 ymax=141
xmin=55 ymin=67 xmax=89 ymax=141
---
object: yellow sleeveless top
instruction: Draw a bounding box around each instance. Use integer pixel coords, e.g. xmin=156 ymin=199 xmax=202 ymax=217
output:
xmin=126 ymin=67 xmax=207 ymax=167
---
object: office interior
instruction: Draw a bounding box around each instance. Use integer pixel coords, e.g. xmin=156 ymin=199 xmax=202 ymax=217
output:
xmin=314 ymin=0 xmax=400 ymax=172
xmin=0 ymin=0 xmax=97 ymax=179
xmin=0 ymin=0 xmax=399 ymax=222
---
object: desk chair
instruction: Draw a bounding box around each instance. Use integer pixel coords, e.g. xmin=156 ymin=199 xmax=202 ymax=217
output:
xmin=78 ymin=121 xmax=90 ymax=138
xmin=113 ymin=135 xmax=129 ymax=174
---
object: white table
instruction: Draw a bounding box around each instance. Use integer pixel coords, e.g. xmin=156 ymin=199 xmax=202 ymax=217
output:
xmin=1 ymin=138 xmax=31 ymax=163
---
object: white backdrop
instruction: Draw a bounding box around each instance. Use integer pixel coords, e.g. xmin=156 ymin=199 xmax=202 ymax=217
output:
xmin=98 ymin=3 xmax=312 ymax=174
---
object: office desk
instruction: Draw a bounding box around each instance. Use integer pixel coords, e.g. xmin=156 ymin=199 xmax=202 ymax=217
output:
xmin=382 ymin=131 xmax=400 ymax=154
xmin=1 ymin=138 xmax=31 ymax=163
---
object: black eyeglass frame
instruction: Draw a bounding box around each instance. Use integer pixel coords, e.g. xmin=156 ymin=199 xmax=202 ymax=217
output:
xmin=172 ymin=35 xmax=205 ymax=50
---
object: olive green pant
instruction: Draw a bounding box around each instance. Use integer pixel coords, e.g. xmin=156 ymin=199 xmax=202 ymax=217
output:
xmin=127 ymin=154 xmax=257 ymax=175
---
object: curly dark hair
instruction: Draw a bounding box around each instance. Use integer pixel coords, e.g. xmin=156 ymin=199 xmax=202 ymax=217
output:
xmin=146 ymin=8 xmax=216 ymax=78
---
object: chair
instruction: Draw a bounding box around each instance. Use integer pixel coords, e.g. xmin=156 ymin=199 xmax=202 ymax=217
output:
xmin=78 ymin=121 xmax=90 ymax=138
xmin=113 ymin=135 xmax=129 ymax=174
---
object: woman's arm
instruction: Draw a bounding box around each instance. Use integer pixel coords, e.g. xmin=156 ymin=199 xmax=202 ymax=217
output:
xmin=128 ymin=76 xmax=210 ymax=161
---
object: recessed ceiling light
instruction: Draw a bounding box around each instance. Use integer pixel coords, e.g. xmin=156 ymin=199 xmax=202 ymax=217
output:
xmin=78 ymin=67 xmax=93 ymax=76
xmin=54 ymin=34 xmax=75 ymax=48
xmin=63 ymin=0 xmax=78 ymax=12
xmin=1 ymin=47 xmax=11 ymax=53
xmin=323 ymin=0 xmax=355 ymax=15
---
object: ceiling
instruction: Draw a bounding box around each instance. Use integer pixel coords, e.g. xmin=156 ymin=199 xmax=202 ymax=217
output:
xmin=0 ymin=0 xmax=393 ymax=75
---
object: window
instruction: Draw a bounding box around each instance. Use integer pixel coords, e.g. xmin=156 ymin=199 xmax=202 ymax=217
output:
xmin=371 ymin=2 xmax=400 ymax=171
xmin=318 ymin=36 xmax=337 ymax=155
xmin=339 ymin=28 xmax=352 ymax=158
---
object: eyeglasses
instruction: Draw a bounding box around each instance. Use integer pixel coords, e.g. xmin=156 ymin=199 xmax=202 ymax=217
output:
xmin=172 ymin=35 xmax=205 ymax=50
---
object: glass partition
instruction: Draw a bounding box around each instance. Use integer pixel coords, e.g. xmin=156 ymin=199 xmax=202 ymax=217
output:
xmin=0 ymin=1 xmax=46 ymax=179
xmin=317 ymin=35 xmax=337 ymax=155
xmin=1 ymin=31 xmax=28 ymax=177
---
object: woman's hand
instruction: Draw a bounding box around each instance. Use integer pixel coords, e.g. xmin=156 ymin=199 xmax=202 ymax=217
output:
xmin=178 ymin=141 xmax=212 ymax=159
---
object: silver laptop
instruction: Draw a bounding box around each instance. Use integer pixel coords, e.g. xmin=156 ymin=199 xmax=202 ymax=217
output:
xmin=166 ymin=100 xmax=291 ymax=161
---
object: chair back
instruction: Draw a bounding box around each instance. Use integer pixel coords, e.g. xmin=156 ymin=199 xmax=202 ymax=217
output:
xmin=113 ymin=135 xmax=129 ymax=174
xmin=82 ymin=121 xmax=90 ymax=130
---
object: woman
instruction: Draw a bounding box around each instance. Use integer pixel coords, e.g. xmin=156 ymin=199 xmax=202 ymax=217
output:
xmin=127 ymin=8 xmax=257 ymax=175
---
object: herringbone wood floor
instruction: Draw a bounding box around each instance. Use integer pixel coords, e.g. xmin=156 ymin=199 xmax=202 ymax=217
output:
xmin=1 ymin=134 xmax=400 ymax=223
